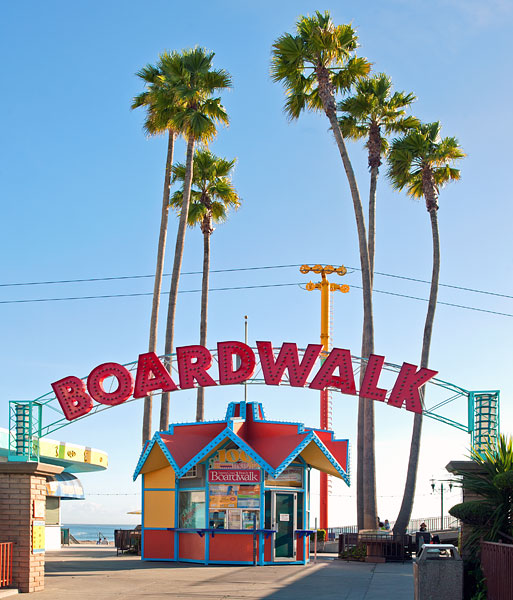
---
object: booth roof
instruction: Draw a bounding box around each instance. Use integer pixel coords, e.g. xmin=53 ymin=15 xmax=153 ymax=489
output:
xmin=134 ymin=402 xmax=350 ymax=485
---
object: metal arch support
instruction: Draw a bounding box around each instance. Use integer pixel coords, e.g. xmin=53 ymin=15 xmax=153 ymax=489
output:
xmin=11 ymin=348 xmax=500 ymax=462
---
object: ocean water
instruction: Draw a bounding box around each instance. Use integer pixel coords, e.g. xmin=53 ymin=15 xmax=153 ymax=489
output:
xmin=63 ymin=523 xmax=139 ymax=542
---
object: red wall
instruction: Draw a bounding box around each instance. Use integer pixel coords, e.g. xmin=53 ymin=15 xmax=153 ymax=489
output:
xmin=178 ymin=532 xmax=205 ymax=561
xmin=209 ymin=533 xmax=255 ymax=562
xmin=144 ymin=530 xmax=174 ymax=560
xmin=264 ymin=535 xmax=272 ymax=562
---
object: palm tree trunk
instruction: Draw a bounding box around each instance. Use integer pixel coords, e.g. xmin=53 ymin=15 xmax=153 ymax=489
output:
xmin=360 ymin=141 xmax=380 ymax=529
xmin=393 ymin=206 xmax=440 ymax=534
xmin=196 ymin=218 xmax=212 ymax=422
xmin=368 ymin=164 xmax=378 ymax=285
xmin=324 ymin=108 xmax=376 ymax=530
xmin=160 ymin=136 xmax=195 ymax=431
xmin=142 ymin=129 xmax=175 ymax=445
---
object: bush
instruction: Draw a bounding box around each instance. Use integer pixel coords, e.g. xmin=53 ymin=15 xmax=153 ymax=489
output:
xmin=493 ymin=471 xmax=513 ymax=491
xmin=449 ymin=501 xmax=492 ymax=527
xmin=309 ymin=528 xmax=326 ymax=542
xmin=339 ymin=543 xmax=367 ymax=561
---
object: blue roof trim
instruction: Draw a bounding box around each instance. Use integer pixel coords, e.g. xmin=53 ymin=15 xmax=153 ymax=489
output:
xmin=310 ymin=432 xmax=350 ymax=486
xmin=133 ymin=402 xmax=350 ymax=485
xmin=224 ymin=429 xmax=276 ymax=475
xmin=156 ymin=436 xmax=180 ymax=473
xmin=177 ymin=427 xmax=276 ymax=477
xmin=176 ymin=427 xmax=233 ymax=477
xmin=272 ymin=431 xmax=317 ymax=476
xmin=167 ymin=419 xmax=229 ymax=435
xmin=133 ymin=432 xmax=161 ymax=480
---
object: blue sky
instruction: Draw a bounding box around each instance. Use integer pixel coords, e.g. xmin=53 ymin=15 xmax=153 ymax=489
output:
xmin=1 ymin=0 xmax=512 ymax=525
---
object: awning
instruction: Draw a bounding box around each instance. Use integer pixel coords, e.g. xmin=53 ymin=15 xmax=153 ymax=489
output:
xmin=46 ymin=473 xmax=85 ymax=500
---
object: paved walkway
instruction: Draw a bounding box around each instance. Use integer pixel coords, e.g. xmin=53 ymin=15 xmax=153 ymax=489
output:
xmin=28 ymin=547 xmax=413 ymax=599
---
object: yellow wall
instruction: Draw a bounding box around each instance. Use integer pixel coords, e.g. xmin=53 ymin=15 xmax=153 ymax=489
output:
xmin=144 ymin=491 xmax=175 ymax=528
xmin=144 ymin=466 xmax=175 ymax=489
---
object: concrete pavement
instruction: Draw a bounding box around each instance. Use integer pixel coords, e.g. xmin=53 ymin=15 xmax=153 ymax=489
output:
xmin=27 ymin=546 xmax=413 ymax=599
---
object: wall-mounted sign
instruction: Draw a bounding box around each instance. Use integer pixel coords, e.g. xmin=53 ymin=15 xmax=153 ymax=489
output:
xmin=208 ymin=469 xmax=261 ymax=483
xmin=32 ymin=520 xmax=45 ymax=554
xmin=209 ymin=484 xmax=260 ymax=508
xmin=209 ymin=448 xmax=259 ymax=470
xmin=51 ymin=341 xmax=437 ymax=421
xmin=33 ymin=499 xmax=45 ymax=519
xmin=266 ymin=467 xmax=303 ymax=488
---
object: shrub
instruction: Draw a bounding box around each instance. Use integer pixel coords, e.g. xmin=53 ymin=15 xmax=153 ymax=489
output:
xmin=339 ymin=543 xmax=367 ymax=561
xmin=449 ymin=501 xmax=492 ymax=527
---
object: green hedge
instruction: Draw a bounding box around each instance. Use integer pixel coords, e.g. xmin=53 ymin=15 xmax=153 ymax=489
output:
xmin=449 ymin=501 xmax=491 ymax=527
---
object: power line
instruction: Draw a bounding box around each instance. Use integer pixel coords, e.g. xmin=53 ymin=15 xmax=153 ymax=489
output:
xmin=349 ymin=285 xmax=513 ymax=318
xmin=1 ymin=281 xmax=513 ymax=318
xmin=0 ymin=282 xmax=303 ymax=304
xmin=1 ymin=263 xmax=512 ymax=301
xmin=0 ymin=264 xmax=304 ymax=288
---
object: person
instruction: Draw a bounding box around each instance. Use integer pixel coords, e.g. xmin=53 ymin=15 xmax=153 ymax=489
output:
xmin=384 ymin=519 xmax=390 ymax=531
xmin=419 ymin=522 xmax=427 ymax=532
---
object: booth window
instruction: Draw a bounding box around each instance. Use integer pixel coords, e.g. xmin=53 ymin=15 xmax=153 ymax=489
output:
xmin=264 ymin=491 xmax=272 ymax=529
xmin=178 ymin=491 xmax=206 ymax=528
xmin=209 ymin=484 xmax=260 ymax=530
xmin=45 ymin=496 xmax=60 ymax=525
xmin=297 ymin=493 xmax=304 ymax=529
xmin=179 ymin=464 xmax=205 ymax=488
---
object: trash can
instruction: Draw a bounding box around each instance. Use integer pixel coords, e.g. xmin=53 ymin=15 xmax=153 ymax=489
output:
xmin=413 ymin=544 xmax=463 ymax=600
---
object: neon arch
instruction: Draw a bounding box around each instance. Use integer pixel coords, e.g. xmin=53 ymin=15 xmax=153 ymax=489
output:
xmin=8 ymin=346 xmax=499 ymax=462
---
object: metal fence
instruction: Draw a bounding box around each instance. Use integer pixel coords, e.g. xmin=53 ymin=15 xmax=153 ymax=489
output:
xmin=0 ymin=542 xmax=13 ymax=588
xmin=327 ymin=515 xmax=459 ymax=540
xmin=481 ymin=541 xmax=513 ymax=600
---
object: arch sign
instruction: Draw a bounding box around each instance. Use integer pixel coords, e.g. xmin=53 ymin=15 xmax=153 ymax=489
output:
xmin=51 ymin=341 xmax=438 ymax=421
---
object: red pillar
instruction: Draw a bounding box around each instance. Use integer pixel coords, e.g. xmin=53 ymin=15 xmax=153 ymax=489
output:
xmin=319 ymin=389 xmax=329 ymax=530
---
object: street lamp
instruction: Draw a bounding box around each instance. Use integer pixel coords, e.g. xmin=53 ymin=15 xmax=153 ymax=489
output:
xmin=430 ymin=478 xmax=454 ymax=531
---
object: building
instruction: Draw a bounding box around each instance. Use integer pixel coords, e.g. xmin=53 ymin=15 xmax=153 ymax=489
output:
xmin=134 ymin=401 xmax=349 ymax=565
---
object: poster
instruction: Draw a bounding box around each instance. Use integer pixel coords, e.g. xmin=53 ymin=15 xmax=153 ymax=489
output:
xmin=209 ymin=484 xmax=260 ymax=509
xmin=32 ymin=520 xmax=45 ymax=554
xmin=265 ymin=466 xmax=302 ymax=487
xmin=237 ymin=485 xmax=260 ymax=508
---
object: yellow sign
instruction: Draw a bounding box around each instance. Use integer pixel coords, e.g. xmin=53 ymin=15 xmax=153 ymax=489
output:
xmin=32 ymin=521 xmax=45 ymax=554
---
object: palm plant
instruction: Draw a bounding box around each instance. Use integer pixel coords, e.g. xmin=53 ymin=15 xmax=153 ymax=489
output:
xmin=338 ymin=73 xmax=418 ymax=280
xmin=160 ymin=48 xmax=231 ymax=431
xmin=449 ymin=435 xmax=513 ymax=553
xmin=387 ymin=121 xmax=464 ymax=533
xmin=170 ymin=149 xmax=241 ymax=421
xmin=271 ymin=10 xmax=378 ymax=529
xmin=132 ymin=51 xmax=182 ymax=445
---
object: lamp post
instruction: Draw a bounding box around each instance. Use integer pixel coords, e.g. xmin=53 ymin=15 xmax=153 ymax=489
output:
xmin=430 ymin=478 xmax=454 ymax=531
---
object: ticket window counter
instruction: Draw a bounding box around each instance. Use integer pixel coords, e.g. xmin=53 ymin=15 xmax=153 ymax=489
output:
xmin=208 ymin=509 xmax=260 ymax=530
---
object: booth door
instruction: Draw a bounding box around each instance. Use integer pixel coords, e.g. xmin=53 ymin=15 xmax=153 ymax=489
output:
xmin=273 ymin=492 xmax=296 ymax=561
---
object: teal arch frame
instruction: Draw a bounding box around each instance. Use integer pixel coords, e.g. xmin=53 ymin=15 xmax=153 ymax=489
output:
xmin=8 ymin=348 xmax=500 ymax=461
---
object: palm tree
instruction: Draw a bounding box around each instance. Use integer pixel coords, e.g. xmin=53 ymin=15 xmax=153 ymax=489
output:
xmin=271 ymin=10 xmax=378 ymax=529
xmin=170 ymin=149 xmax=241 ymax=421
xmin=338 ymin=73 xmax=418 ymax=280
xmin=387 ymin=122 xmax=464 ymax=533
xmin=132 ymin=52 xmax=182 ymax=445
xmin=449 ymin=435 xmax=513 ymax=553
xmin=160 ymin=48 xmax=231 ymax=431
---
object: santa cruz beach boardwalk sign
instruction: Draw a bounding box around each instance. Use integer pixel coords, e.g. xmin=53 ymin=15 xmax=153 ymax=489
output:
xmin=51 ymin=341 xmax=438 ymax=421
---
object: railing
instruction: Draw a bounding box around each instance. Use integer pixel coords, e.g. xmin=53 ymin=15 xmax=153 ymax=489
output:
xmin=0 ymin=542 xmax=13 ymax=588
xmin=481 ymin=541 xmax=513 ymax=600
xmin=338 ymin=532 xmax=413 ymax=562
xmin=327 ymin=515 xmax=460 ymax=540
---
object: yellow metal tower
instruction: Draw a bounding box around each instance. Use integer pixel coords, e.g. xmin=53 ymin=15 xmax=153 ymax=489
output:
xmin=300 ymin=264 xmax=349 ymax=529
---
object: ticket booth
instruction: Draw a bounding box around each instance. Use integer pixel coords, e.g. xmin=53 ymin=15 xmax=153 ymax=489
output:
xmin=134 ymin=401 xmax=349 ymax=565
